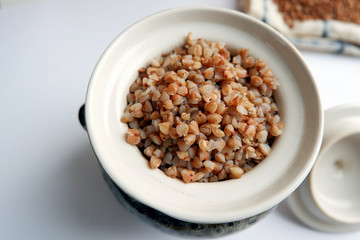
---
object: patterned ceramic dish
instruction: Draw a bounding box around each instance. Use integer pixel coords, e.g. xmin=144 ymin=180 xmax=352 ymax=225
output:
xmin=79 ymin=7 xmax=323 ymax=237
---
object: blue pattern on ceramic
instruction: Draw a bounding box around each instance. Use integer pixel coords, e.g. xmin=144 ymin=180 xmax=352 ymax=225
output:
xmin=260 ymin=0 xmax=360 ymax=56
xmin=101 ymin=167 xmax=270 ymax=238
xmin=322 ymin=20 xmax=329 ymax=38
xmin=262 ymin=0 xmax=269 ymax=23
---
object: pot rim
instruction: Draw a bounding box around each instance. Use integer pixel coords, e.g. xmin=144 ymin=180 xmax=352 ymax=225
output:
xmin=84 ymin=6 xmax=323 ymax=223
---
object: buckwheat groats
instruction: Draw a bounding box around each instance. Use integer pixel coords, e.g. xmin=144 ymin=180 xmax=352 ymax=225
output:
xmin=121 ymin=33 xmax=284 ymax=183
xmin=274 ymin=0 xmax=360 ymax=28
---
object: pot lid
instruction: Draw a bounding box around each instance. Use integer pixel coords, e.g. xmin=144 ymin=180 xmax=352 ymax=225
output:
xmin=287 ymin=104 xmax=360 ymax=232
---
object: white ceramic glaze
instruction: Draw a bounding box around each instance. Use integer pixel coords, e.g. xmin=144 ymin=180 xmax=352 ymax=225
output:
xmin=85 ymin=7 xmax=323 ymax=224
xmin=287 ymin=104 xmax=360 ymax=232
xmin=311 ymin=133 xmax=360 ymax=224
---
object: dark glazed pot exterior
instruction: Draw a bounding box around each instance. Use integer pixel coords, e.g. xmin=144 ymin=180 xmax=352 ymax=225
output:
xmin=79 ymin=104 xmax=271 ymax=238
xmin=102 ymin=167 xmax=271 ymax=238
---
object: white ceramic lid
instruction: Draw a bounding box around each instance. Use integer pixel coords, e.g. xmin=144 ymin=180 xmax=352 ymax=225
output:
xmin=287 ymin=104 xmax=360 ymax=232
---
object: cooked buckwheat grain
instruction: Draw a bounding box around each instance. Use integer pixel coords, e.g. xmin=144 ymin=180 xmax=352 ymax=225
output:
xmin=122 ymin=33 xmax=284 ymax=183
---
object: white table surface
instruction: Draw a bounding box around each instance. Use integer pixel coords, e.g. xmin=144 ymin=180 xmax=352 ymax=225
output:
xmin=1 ymin=0 xmax=360 ymax=239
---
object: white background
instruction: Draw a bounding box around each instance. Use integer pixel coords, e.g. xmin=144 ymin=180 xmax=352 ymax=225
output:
xmin=1 ymin=0 xmax=360 ymax=239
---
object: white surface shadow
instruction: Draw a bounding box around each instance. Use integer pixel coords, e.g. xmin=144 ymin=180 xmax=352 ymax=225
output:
xmin=276 ymin=201 xmax=305 ymax=227
xmin=61 ymin=143 xmax=179 ymax=239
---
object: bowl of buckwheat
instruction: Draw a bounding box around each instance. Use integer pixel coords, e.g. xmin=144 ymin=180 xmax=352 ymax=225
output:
xmin=79 ymin=6 xmax=323 ymax=238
